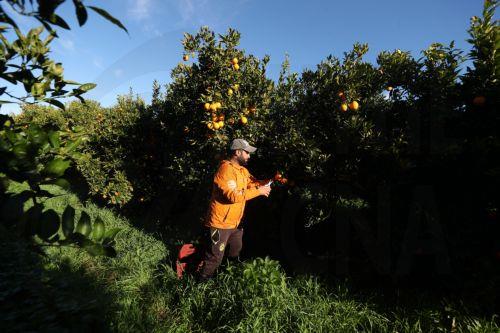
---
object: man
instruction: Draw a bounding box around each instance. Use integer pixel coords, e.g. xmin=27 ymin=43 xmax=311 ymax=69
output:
xmin=198 ymin=138 xmax=272 ymax=280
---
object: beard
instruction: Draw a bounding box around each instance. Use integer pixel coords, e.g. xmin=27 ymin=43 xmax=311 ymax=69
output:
xmin=237 ymin=155 xmax=248 ymax=166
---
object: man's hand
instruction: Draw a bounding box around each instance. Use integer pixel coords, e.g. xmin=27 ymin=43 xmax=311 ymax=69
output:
xmin=258 ymin=185 xmax=272 ymax=197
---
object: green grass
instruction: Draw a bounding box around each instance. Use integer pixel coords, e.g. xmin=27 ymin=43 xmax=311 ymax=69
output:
xmin=1 ymin=183 xmax=499 ymax=332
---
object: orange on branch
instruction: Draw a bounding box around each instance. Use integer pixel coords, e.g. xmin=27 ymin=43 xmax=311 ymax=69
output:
xmin=340 ymin=103 xmax=348 ymax=112
xmin=349 ymin=101 xmax=359 ymax=111
xmin=473 ymin=96 xmax=486 ymax=107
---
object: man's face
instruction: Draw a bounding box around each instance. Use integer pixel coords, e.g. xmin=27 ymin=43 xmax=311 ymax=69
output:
xmin=235 ymin=149 xmax=250 ymax=165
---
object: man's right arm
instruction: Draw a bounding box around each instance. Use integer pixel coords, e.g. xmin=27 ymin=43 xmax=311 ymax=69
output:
xmin=214 ymin=165 xmax=262 ymax=203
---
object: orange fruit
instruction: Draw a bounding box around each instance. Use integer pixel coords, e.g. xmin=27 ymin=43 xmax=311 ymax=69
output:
xmin=218 ymin=114 xmax=225 ymax=121
xmin=213 ymin=122 xmax=220 ymax=130
xmin=473 ymin=96 xmax=486 ymax=107
xmin=240 ymin=116 xmax=248 ymax=124
xmin=233 ymin=63 xmax=240 ymax=70
xmin=204 ymin=102 xmax=211 ymax=110
xmin=218 ymin=121 xmax=224 ymax=128
xmin=215 ymin=102 xmax=222 ymax=109
xmin=349 ymin=101 xmax=359 ymax=111
xmin=207 ymin=122 xmax=214 ymax=129
xmin=338 ymin=91 xmax=344 ymax=98
xmin=233 ymin=84 xmax=239 ymax=91
xmin=232 ymin=57 xmax=238 ymax=65
xmin=228 ymin=88 xmax=233 ymax=96
xmin=183 ymin=54 xmax=189 ymax=61
xmin=210 ymin=103 xmax=217 ymax=112
xmin=340 ymin=103 xmax=348 ymax=112
xmin=387 ymin=86 xmax=393 ymax=91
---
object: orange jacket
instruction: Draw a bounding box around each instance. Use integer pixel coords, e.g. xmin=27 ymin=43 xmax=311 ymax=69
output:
xmin=205 ymin=160 xmax=266 ymax=229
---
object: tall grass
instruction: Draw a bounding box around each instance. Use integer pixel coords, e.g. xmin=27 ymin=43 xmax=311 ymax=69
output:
xmin=1 ymin=183 xmax=498 ymax=332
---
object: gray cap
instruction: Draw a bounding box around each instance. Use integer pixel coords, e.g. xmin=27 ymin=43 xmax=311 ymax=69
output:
xmin=230 ymin=138 xmax=257 ymax=153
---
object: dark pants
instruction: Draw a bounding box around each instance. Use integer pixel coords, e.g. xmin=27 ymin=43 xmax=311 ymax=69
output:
xmin=199 ymin=226 xmax=243 ymax=279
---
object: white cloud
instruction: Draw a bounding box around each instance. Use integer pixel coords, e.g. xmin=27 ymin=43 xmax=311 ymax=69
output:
xmin=176 ymin=0 xmax=208 ymax=25
xmin=58 ymin=38 xmax=75 ymax=52
xmin=114 ymin=69 xmax=124 ymax=78
xmin=128 ymin=0 xmax=153 ymax=20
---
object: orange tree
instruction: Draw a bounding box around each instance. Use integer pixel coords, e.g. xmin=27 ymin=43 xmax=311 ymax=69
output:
xmin=158 ymin=27 xmax=275 ymax=191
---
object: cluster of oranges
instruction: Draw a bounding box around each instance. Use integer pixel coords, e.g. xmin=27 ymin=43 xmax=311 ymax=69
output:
xmin=231 ymin=57 xmax=240 ymax=70
xmin=338 ymin=91 xmax=360 ymax=112
xmin=273 ymin=171 xmax=288 ymax=185
xmin=200 ymin=57 xmax=254 ymax=131
xmin=204 ymin=101 xmax=224 ymax=129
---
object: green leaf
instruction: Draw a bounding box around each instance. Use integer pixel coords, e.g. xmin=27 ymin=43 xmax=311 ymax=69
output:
xmin=27 ymin=126 xmax=48 ymax=146
xmin=73 ymin=0 xmax=88 ymax=26
xmin=46 ymin=177 xmax=71 ymax=190
xmin=45 ymin=98 xmax=65 ymax=110
xmin=88 ymin=6 xmax=128 ymax=34
xmin=91 ymin=216 xmax=105 ymax=242
xmin=12 ymin=142 xmax=28 ymax=159
xmin=102 ymin=227 xmax=121 ymax=245
xmin=82 ymin=241 xmax=106 ymax=256
xmin=64 ymin=137 xmax=82 ymax=153
xmin=48 ymin=14 xmax=71 ymax=30
xmin=38 ymin=209 xmax=60 ymax=240
xmin=78 ymin=83 xmax=96 ymax=92
xmin=48 ymin=130 xmax=60 ymax=148
xmin=75 ymin=211 xmax=92 ymax=237
xmin=42 ymin=158 xmax=71 ymax=177
xmin=62 ymin=205 xmax=75 ymax=237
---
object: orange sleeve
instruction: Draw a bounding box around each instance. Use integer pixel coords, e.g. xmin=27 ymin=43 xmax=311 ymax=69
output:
xmin=245 ymin=168 xmax=271 ymax=189
xmin=214 ymin=164 xmax=260 ymax=203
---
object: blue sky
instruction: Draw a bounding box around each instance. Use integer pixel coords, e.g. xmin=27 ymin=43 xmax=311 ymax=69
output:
xmin=0 ymin=0 xmax=488 ymax=114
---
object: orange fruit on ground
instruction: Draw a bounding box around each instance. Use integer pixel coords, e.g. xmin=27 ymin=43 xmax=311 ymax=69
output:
xmin=349 ymin=101 xmax=359 ymax=111
xmin=183 ymin=54 xmax=189 ymax=61
xmin=204 ymin=102 xmax=211 ymax=110
xmin=340 ymin=103 xmax=348 ymax=112
xmin=233 ymin=63 xmax=240 ymax=70
xmin=232 ymin=57 xmax=238 ymax=65
xmin=240 ymin=116 xmax=248 ymax=124
xmin=473 ymin=96 xmax=486 ymax=107
xmin=228 ymin=88 xmax=233 ymax=96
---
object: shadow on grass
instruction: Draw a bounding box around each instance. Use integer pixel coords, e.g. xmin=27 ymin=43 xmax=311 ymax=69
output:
xmin=0 ymin=228 xmax=113 ymax=333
